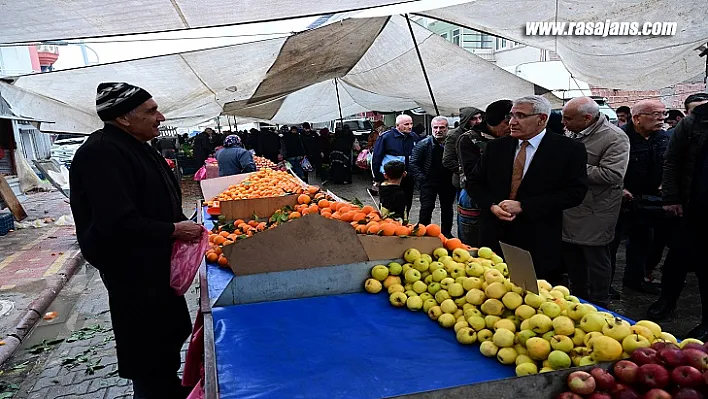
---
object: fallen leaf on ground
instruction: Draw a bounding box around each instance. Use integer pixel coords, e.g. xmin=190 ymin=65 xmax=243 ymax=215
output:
xmin=43 ymin=311 xmax=58 ymax=320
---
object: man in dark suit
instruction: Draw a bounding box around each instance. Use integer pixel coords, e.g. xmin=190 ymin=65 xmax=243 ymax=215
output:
xmin=467 ymin=95 xmax=588 ymax=281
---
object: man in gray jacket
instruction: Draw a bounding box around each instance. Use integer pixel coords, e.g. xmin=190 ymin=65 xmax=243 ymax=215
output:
xmin=442 ymin=107 xmax=483 ymax=190
xmin=561 ymin=97 xmax=630 ymax=308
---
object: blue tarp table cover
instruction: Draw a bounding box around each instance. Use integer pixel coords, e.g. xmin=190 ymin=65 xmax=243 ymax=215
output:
xmin=212 ymin=292 xmax=516 ymax=399
xmin=202 ymin=210 xmax=236 ymax=302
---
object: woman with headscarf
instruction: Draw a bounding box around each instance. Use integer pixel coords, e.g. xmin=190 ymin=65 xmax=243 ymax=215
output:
xmin=329 ymin=125 xmax=356 ymax=184
xmin=215 ymin=134 xmax=256 ymax=177
xmin=317 ymin=128 xmax=332 ymax=180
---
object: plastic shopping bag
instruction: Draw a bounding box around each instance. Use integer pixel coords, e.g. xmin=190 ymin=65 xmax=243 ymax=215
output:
xmin=300 ymin=156 xmax=314 ymax=172
xmin=193 ymin=166 xmax=207 ymax=181
xmin=170 ymin=226 xmax=210 ymax=296
xmin=355 ymin=149 xmax=370 ymax=170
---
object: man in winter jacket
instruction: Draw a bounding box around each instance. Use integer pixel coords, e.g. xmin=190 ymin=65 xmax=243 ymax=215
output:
xmin=442 ymin=107 xmax=483 ymax=190
xmin=372 ymin=114 xmax=421 ymax=217
xmin=409 ymin=117 xmax=456 ymax=237
xmin=561 ymin=97 xmax=630 ymax=308
xmin=647 ymin=102 xmax=708 ymax=339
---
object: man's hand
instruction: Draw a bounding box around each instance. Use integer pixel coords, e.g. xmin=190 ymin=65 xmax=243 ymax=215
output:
xmin=663 ymin=204 xmax=683 ymax=217
xmin=172 ymin=221 xmax=203 ymax=241
xmin=491 ymin=204 xmax=515 ymax=222
xmin=622 ymin=189 xmax=634 ymax=201
xmin=499 ymin=200 xmax=523 ymax=216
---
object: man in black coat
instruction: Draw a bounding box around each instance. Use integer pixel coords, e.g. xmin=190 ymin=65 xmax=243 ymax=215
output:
xmin=467 ymin=95 xmax=588 ymax=281
xmin=70 ymin=82 xmax=202 ymax=399
xmin=193 ymin=127 xmax=215 ymax=167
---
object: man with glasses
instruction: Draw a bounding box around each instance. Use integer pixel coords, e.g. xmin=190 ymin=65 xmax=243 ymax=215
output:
xmin=612 ymin=100 xmax=671 ymax=295
xmin=466 ymin=95 xmax=587 ymax=281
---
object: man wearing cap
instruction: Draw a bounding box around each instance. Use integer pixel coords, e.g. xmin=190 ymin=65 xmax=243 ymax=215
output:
xmin=70 ymin=82 xmax=202 ymax=398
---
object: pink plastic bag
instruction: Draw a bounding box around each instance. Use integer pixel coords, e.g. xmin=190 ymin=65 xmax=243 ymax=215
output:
xmin=186 ymin=382 xmax=204 ymax=399
xmin=170 ymin=226 xmax=210 ymax=295
xmin=193 ymin=165 xmax=207 ymax=181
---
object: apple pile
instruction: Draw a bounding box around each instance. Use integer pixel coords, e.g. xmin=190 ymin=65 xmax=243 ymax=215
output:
xmin=558 ymin=341 xmax=708 ymax=399
xmin=363 ymin=246 xmax=690 ymax=377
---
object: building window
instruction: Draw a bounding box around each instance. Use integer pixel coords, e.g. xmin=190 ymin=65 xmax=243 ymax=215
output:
xmin=441 ymin=32 xmax=448 ymax=41
xmin=467 ymin=32 xmax=493 ymax=49
xmin=451 ymin=29 xmax=461 ymax=46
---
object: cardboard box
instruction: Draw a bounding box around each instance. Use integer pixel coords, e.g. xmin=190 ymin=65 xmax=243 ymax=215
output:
xmin=200 ymin=172 xmax=298 ymax=220
xmin=357 ymin=235 xmax=443 ymax=261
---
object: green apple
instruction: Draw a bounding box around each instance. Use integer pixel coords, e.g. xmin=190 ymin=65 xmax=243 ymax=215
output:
xmin=506 ymin=315 xmax=521 ymax=329
xmin=493 ymin=263 xmax=509 ymax=277
xmin=413 ymin=258 xmax=429 ymax=272
xmin=571 ymin=328 xmax=586 ymax=347
xmin=566 ymin=302 xmax=589 ymax=321
xmin=622 ymin=334 xmax=651 ymax=354
xmin=552 ymin=285 xmax=570 ymax=297
xmin=524 ymin=293 xmax=544 ymax=309
xmin=519 ymin=319 xmax=530 ymax=331
xmin=490 ymin=254 xmax=504 ymax=264
xmin=412 ymin=280 xmax=427 ymax=294
xmin=497 ymin=347 xmax=518 ymax=365
xmin=515 ymin=305 xmax=536 ymax=320
xmin=540 ymin=302 xmax=561 ymax=319
xmin=454 ymin=296 xmax=467 ymax=307
xmin=431 ymin=268 xmax=447 ymax=282
xmin=479 ymin=341 xmax=499 ymax=357
xmin=456 ymin=327 xmax=477 ymax=345
xmin=629 ymin=325 xmax=654 ymax=341
xmin=455 ymin=276 xmax=467 ymax=286
xmin=370 ymin=265 xmax=389 ymax=281
xmin=406 ymin=295 xmax=423 ymax=311
xmin=526 ymin=337 xmax=551 ymax=360
xmin=464 ymin=307 xmax=482 ymax=319
xmin=428 ymin=261 xmax=443 ymax=272
xmin=590 ymin=336 xmax=623 ymax=362
xmin=477 ymin=247 xmax=494 ymax=259
xmin=602 ymin=317 xmax=631 ymax=342
xmin=579 ymin=312 xmax=606 ymax=333
xmin=438 ymin=255 xmax=453 ymax=265
xmin=635 ymin=320 xmax=662 ymax=338
xmin=465 ymin=262 xmax=485 ymax=278
xmin=481 ymin=299 xmax=504 ymax=316
xmin=527 ymin=314 xmax=553 ymax=334
xmin=403 ymin=248 xmax=421 ymax=263
xmin=660 ymin=332 xmax=678 ymax=344
xmin=435 ymin=289 xmax=451 ymax=304
xmin=463 ymin=277 xmax=482 ymax=291
xmin=566 ymin=295 xmax=580 ymax=303
xmin=536 ymin=279 xmax=552 ymax=291
xmin=401 ymin=263 xmax=413 ymax=275
xmin=404 ymin=290 xmax=417 ymax=298
xmin=493 ymin=328 xmax=516 ymax=348
xmin=467 ymin=316 xmax=486 ymax=331
xmin=485 ymin=315 xmax=501 ymax=329
xmin=440 ymin=299 xmax=457 ymax=314
xmin=427 ymin=306 xmax=442 ymax=321
xmin=364 ymin=278 xmax=382 ymax=293
xmin=423 ymin=298 xmax=438 ymax=313
xmin=452 ymin=247 xmax=471 ymax=263
xmin=578 ymin=356 xmax=596 ymax=366
xmin=404 ymin=283 xmax=413 ymax=291
xmin=515 ymin=362 xmax=538 ymax=376
xmin=427 ymin=282 xmax=442 ymax=295
xmin=454 ymin=320 xmax=470 ymax=333
xmin=440 ymin=277 xmax=455 ymax=290
xmin=447 ymin=283 xmax=464 ymax=297
xmin=494 ymin=319 xmax=517 ymax=333
xmin=383 ymin=275 xmax=402 ymax=289
xmin=516 ymin=355 xmax=533 ymax=366
xmin=418 ymin=291 xmax=432 ymax=301
xmin=389 ymin=292 xmax=407 ymax=307
xmin=480 ymin=259 xmax=494 ymax=268
xmin=680 ymin=338 xmax=705 ymax=348
xmin=570 ymin=347 xmax=590 ymax=366
xmin=404 ymin=268 xmax=421 ymax=284
xmin=433 ymin=247 xmax=448 ymax=259
xmin=387 ymin=284 xmax=405 ymax=294
xmin=420 ymin=271 xmax=431 ymax=281
xmin=501 ymin=292 xmax=523 ymax=310
xmin=542 ymin=331 xmax=556 ymax=342
xmin=552 ymin=316 xmax=575 ymax=336
xmin=387 ymin=262 xmax=403 ymax=276
xmin=465 ymin=289 xmax=486 ymax=305
xmin=484 ymin=269 xmax=505 ymax=284
xmin=420 ymin=254 xmax=433 ymax=264
xmin=477 ymin=329 xmax=493 ymax=342
xmin=548 ymin=290 xmax=565 ymax=299
xmin=423 ymin=275 xmax=433 ymax=285
xmin=485 ymin=282 xmax=508 ymax=299
xmin=450 ymin=266 xmax=466 ymax=279
xmin=438 ymin=313 xmax=456 ymax=328
xmin=584 ymin=331 xmax=604 ymax=348
xmin=514 ymin=343 xmax=528 ymax=356
xmin=548 ymin=350 xmax=571 ymax=369
xmin=550 ymin=335 xmax=574 ymax=352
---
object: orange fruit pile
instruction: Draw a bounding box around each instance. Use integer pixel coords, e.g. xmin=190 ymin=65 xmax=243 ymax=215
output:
xmin=204 ymin=169 xmax=304 ymax=207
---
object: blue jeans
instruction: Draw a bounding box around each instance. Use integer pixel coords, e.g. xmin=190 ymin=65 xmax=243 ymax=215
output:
xmin=287 ymin=157 xmax=308 ymax=182
xmin=457 ymin=189 xmax=482 ymax=247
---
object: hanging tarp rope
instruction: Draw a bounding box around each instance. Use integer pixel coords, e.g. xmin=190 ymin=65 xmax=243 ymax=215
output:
xmin=404 ymin=14 xmax=439 ymax=116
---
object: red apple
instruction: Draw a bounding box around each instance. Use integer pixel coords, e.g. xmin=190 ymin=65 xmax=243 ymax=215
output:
xmin=556 ymin=392 xmax=584 ymax=399
xmin=637 ymin=364 xmax=671 ymax=389
xmin=674 ymin=387 xmax=704 ymax=399
xmin=588 ymin=392 xmax=612 ymax=399
xmin=671 ymin=365 xmax=704 ymax=388
xmin=611 ymin=386 xmax=640 ymax=399
xmin=703 ymin=369 xmax=708 ymax=385
xmin=644 ymin=388 xmax=672 ymax=399
xmin=590 ymin=367 xmax=617 ymax=391
xmin=632 ymin=347 xmax=659 ymax=365
xmin=614 ymin=360 xmax=640 ymax=384
xmin=652 ymin=341 xmax=679 ymax=352
xmin=568 ymin=371 xmax=596 ymax=395
xmin=684 ymin=348 xmax=708 ymax=372
xmin=659 ymin=346 xmax=688 ymax=368
xmin=683 ymin=343 xmax=708 ymax=354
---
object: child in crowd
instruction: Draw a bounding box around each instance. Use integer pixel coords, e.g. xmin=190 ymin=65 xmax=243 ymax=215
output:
xmin=379 ymin=160 xmax=407 ymax=220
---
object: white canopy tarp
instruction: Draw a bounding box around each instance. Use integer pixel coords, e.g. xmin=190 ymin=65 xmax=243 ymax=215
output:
xmin=7 ymin=16 xmax=557 ymax=132
xmin=418 ymin=0 xmax=708 ymax=90
xmin=0 ymin=0 xmax=425 ymax=43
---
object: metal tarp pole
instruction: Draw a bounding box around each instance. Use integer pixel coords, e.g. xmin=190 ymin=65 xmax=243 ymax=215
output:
xmin=334 ymin=78 xmax=345 ymax=127
xmin=404 ymin=14 xmax=439 ymax=116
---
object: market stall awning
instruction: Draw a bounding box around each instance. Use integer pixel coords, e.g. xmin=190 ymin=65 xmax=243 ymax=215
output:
xmin=7 ymin=16 xmax=556 ymax=131
xmin=417 ymin=0 xmax=708 ymax=90
xmin=0 ymin=0 xmax=429 ymax=43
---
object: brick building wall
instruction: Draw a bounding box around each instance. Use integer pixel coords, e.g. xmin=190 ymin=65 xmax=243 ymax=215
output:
xmin=591 ymin=82 xmax=707 ymax=111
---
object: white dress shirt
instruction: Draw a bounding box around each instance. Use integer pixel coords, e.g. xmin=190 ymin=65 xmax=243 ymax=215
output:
xmin=514 ymin=129 xmax=546 ymax=178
